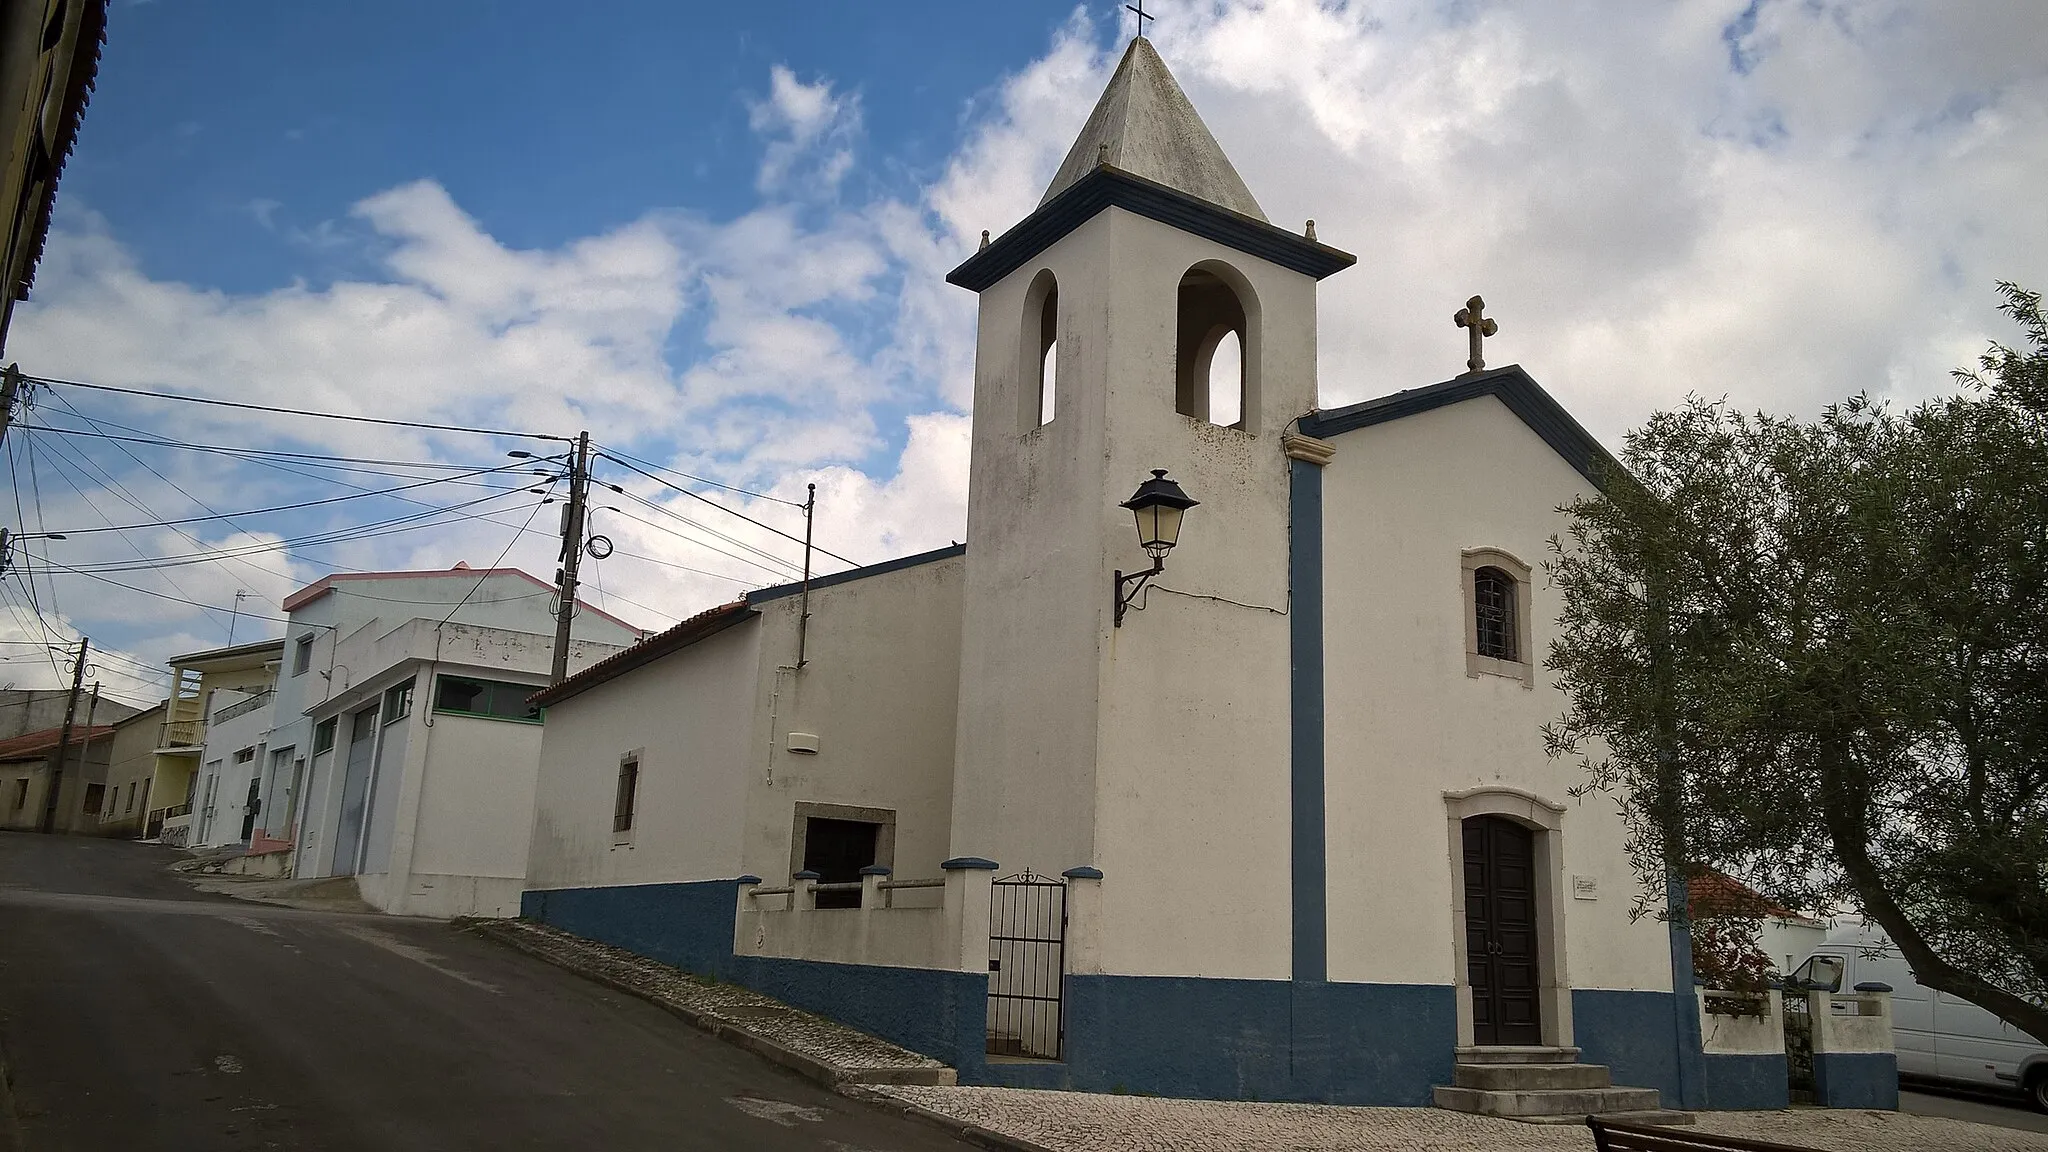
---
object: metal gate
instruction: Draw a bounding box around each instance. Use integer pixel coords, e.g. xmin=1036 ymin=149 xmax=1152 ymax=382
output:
xmin=1783 ymin=989 xmax=1816 ymax=1102
xmin=987 ymin=870 xmax=1065 ymax=1059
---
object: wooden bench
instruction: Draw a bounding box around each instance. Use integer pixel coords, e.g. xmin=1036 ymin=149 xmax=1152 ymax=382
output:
xmin=1588 ymin=1117 xmax=1819 ymax=1152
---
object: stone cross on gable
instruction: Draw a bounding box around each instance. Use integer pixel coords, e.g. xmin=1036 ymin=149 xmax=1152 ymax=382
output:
xmin=1454 ymin=295 xmax=1498 ymax=375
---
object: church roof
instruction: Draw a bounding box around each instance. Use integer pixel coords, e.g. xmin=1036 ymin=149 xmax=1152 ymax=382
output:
xmin=949 ymin=39 xmax=1353 ymax=293
xmin=1300 ymin=365 xmax=1622 ymax=488
xmin=1040 ymin=37 xmax=1266 ymax=222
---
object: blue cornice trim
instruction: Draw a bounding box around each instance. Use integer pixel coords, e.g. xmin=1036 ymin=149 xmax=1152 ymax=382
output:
xmin=1299 ymin=364 xmax=1622 ymax=489
xmin=946 ymin=166 xmax=1356 ymax=292
xmin=747 ymin=542 xmax=967 ymax=606
xmin=734 ymin=875 xmax=762 ymax=885
xmin=859 ymin=864 xmax=894 ymax=876
xmin=793 ymin=870 xmax=822 ymax=880
xmin=1061 ymin=866 xmax=1104 ymax=880
xmin=1289 ymin=457 xmax=1328 ymax=984
xmin=941 ymin=856 xmax=999 ymax=871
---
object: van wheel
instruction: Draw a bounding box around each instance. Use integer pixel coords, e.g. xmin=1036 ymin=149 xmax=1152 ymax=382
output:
xmin=2030 ymin=1070 xmax=2048 ymax=1114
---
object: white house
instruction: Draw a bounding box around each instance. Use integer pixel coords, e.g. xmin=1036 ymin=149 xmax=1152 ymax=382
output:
xmin=277 ymin=566 xmax=638 ymax=917
xmin=515 ymin=38 xmax=1871 ymax=1114
xmin=165 ymin=638 xmax=286 ymax=852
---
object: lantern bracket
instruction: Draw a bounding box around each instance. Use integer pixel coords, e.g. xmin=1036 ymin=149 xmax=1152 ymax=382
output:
xmin=1114 ymin=557 xmax=1165 ymax=628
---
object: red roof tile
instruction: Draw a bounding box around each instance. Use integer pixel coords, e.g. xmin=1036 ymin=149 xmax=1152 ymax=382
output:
xmin=0 ymin=724 xmax=113 ymax=762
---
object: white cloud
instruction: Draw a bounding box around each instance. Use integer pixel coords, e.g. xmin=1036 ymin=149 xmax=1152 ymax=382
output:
xmin=7 ymin=4 xmax=2045 ymax=674
xmin=749 ymin=65 xmax=862 ymax=195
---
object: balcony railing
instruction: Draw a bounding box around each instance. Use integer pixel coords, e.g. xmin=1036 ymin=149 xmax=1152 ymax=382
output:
xmin=160 ymin=719 xmax=203 ymax=749
xmin=212 ymin=690 xmax=275 ymax=724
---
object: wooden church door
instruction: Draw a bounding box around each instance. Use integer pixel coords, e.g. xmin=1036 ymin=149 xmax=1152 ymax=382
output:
xmin=1463 ymin=815 xmax=1542 ymax=1045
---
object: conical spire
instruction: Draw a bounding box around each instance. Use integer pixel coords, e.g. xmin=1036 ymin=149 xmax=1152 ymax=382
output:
xmin=1040 ymin=37 xmax=1266 ymax=222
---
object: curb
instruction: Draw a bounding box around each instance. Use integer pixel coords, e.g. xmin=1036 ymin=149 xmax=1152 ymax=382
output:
xmin=464 ymin=921 xmax=1056 ymax=1151
xmin=840 ymin=1084 xmax=1057 ymax=1152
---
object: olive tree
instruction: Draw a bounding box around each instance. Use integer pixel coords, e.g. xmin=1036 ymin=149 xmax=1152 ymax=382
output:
xmin=1547 ymin=284 xmax=2048 ymax=1044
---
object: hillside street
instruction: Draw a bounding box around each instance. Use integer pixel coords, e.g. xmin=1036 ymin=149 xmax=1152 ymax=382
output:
xmin=0 ymin=833 xmax=974 ymax=1151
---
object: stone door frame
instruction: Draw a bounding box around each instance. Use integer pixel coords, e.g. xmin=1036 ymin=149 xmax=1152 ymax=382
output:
xmin=1444 ymin=786 xmax=1574 ymax=1048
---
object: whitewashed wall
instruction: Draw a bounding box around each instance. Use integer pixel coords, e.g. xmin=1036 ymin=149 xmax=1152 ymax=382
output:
xmin=742 ymin=552 xmax=965 ymax=883
xmin=526 ymin=620 xmax=761 ymax=889
xmin=190 ymin=690 xmax=275 ymax=848
xmin=308 ymin=617 xmax=622 ymax=916
xmin=1319 ymin=395 xmax=1672 ymax=1000
xmin=952 ymin=207 xmax=1315 ymax=982
xmin=276 ymin=571 xmax=640 ymax=858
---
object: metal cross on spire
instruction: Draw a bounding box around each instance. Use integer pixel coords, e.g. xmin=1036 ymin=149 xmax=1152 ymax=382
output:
xmin=1454 ymin=295 xmax=1499 ymax=375
xmin=1125 ymin=0 xmax=1154 ymax=40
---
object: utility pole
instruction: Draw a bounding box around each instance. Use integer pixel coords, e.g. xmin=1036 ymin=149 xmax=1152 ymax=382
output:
xmin=550 ymin=431 xmax=591 ymax=684
xmin=0 ymin=363 xmax=19 ymax=447
xmin=795 ymin=483 xmax=816 ymax=669
xmin=38 ymin=637 xmax=87 ymax=834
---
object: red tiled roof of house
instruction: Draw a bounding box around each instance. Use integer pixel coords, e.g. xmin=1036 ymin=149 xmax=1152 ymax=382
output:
xmin=1687 ymin=868 xmax=1817 ymax=924
xmin=529 ymin=600 xmax=754 ymax=708
xmin=0 ymin=724 xmax=114 ymax=762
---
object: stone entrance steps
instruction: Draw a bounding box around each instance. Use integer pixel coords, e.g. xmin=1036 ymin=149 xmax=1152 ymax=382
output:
xmin=1432 ymin=1046 xmax=1694 ymax=1126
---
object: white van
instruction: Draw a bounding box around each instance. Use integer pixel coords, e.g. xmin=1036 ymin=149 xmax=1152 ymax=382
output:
xmin=1790 ymin=921 xmax=2048 ymax=1111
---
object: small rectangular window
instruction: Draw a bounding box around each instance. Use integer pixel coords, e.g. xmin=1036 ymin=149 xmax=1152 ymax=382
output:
xmin=613 ymin=755 xmax=639 ymax=840
xmin=234 ymin=747 xmax=255 ymax=764
xmin=125 ymin=781 xmax=136 ymax=814
xmin=292 ymin=635 xmax=314 ymax=676
xmin=313 ymin=717 xmax=338 ymax=754
xmin=383 ymin=681 xmax=413 ymax=725
xmin=12 ymin=778 xmax=26 ymax=810
xmin=83 ymin=783 xmax=104 ymax=815
xmin=432 ymin=675 xmax=544 ymax=723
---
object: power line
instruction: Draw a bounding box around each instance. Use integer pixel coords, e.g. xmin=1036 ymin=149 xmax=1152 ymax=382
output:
xmin=25 ymin=423 xmax=546 ymax=490
xmin=27 ymin=459 xmax=535 ymax=539
xmin=438 ymin=479 xmax=558 ymax=628
xmin=34 ymin=389 xmax=330 ymax=590
xmin=601 ymin=504 xmax=799 ymax=581
xmin=591 ymin=442 xmax=804 ymax=507
xmin=24 ymin=419 xmax=535 ymax=473
xmin=41 ymin=388 xmax=563 ymax=583
xmin=596 ymin=451 xmax=858 ymax=566
xmin=2 ymin=434 xmax=62 ymax=677
xmin=56 ymin=490 xmax=540 ymax=574
xmin=34 ymin=439 xmax=243 ymax=635
xmin=26 ymin=373 xmax=571 ymax=443
xmin=608 ymin=490 xmax=805 ymax=577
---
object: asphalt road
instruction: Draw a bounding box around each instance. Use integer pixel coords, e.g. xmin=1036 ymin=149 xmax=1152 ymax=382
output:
xmin=1902 ymin=1087 xmax=2048 ymax=1135
xmin=0 ymin=832 xmax=975 ymax=1151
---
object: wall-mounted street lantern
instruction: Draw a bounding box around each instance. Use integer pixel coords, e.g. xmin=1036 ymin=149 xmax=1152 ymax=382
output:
xmin=1114 ymin=469 xmax=1198 ymax=628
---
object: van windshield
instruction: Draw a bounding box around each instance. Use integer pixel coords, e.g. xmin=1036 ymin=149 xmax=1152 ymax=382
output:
xmin=1790 ymin=953 xmax=1844 ymax=992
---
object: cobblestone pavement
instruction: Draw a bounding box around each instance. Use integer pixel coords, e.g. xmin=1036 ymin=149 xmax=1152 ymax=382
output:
xmin=876 ymin=1085 xmax=2048 ymax=1152
xmin=471 ymin=919 xmax=953 ymax=1083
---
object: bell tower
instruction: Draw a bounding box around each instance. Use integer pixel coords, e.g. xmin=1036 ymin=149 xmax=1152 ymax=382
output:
xmin=945 ymin=37 xmax=1353 ymax=982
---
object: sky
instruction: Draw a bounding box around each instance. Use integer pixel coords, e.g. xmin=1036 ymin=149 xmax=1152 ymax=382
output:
xmin=1 ymin=0 xmax=2043 ymax=707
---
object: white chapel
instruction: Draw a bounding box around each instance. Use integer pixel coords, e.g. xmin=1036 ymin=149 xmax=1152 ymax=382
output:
xmin=517 ymin=37 xmax=1714 ymax=1113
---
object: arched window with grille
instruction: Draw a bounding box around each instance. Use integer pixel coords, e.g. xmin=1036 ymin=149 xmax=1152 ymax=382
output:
xmin=1463 ymin=550 xmax=1533 ymax=685
xmin=1473 ymin=567 xmax=1517 ymax=661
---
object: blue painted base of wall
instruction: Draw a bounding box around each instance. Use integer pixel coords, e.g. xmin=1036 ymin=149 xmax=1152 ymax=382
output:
xmin=1814 ymin=1052 xmax=1898 ymax=1110
xmin=525 ymin=883 xmax=1735 ymax=1110
xmin=1573 ymin=989 xmax=1685 ymax=1106
xmin=1006 ymin=976 xmax=1456 ymax=1104
xmin=1703 ymin=1053 xmax=1790 ymax=1110
xmin=522 ymin=881 xmax=736 ymax=976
